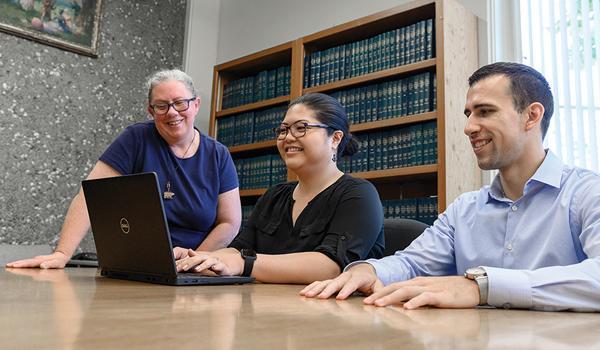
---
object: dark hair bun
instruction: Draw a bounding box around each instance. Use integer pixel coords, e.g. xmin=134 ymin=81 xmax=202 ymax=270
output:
xmin=341 ymin=133 xmax=359 ymax=157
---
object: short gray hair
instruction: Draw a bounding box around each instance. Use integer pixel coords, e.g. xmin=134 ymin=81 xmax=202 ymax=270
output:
xmin=146 ymin=69 xmax=197 ymax=101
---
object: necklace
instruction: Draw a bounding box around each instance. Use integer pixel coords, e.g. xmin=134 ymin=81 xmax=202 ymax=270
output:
xmin=164 ymin=130 xmax=196 ymax=200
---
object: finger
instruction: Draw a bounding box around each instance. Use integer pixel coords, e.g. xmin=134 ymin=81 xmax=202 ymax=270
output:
xmin=198 ymin=260 xmax=232 ymax=276
xmin=192 ymin=257 xmax=219 ymax=273
xmin=300 ymin=281 xmax=326 ymax=296
xmin=6 ymin=257 xmax=44 ymax=268
xmin=403 ymin=292 xmax=436 ymax=310
xmin=318 ymin=274 xmax=353 ymax=299
xmin=370 ymin=286 xmax=423 ymax=307
xmin=176 ymin=255 xmax=208 ymax=272
xmin=197 ymin=268 xmax=219 ymax=277
xmin=364 ymin=283 xmax=405 ymax=304
xmin=372 ymin=279 xmax=384 ymax=293
xmin=336 ymin=278 xmax=365 ymax=300
xmin=40 ymin=259 xmax=64 ymax=269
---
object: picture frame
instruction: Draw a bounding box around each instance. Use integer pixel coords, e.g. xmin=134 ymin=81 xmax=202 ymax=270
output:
xmin=0 ymin=0 xmax=103 ymax=57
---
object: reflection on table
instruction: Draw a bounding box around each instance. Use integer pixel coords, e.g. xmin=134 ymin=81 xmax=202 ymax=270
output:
xmin=1 ymin=268 xmax=598 ymax=350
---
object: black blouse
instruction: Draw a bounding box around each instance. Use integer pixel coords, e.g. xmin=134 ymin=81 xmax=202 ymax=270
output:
xmin=229 ymin=174 xmax=384 ymax=269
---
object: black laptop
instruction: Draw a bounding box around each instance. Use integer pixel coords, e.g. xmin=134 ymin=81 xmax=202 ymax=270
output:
xmin=82 ymin=172 xmax=254 ymax=286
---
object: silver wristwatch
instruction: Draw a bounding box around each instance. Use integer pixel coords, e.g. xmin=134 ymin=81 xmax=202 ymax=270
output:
xmin=464 ymin=266 xmax=488 ymax=305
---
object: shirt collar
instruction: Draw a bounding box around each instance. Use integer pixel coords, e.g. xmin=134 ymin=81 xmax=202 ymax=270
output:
xmin=528 ymin=149 xmax=563 ymax=189
xmin=487 ymin=149 xmax=564 ymax=202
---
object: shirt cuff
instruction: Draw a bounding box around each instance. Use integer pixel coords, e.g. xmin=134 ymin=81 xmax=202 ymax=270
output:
xmin=483 ymin=266 xmax=532 ymax=309
xmin=344 ymin=260 xmax=372 ymax=272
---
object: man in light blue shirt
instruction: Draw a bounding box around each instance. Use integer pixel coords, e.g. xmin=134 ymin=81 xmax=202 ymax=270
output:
xmin=301 ymin=62 xmax=600 ymax=312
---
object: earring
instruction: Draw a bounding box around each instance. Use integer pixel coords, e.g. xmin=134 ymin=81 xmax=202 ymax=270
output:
xmin=332 ymin=153 xmax=337 ymax=162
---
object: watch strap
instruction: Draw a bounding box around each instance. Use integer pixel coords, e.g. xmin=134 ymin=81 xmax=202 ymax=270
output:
xmin=240 ymin=249 xmax=256 ymax=277
xmin=474 ymin=275 xmax=489 ymax=305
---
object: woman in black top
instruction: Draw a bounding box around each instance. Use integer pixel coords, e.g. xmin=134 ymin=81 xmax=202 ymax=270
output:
xmin=176 ymin=93 xmax=384 ymax=283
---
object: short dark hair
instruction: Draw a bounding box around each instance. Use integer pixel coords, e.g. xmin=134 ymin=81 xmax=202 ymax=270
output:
xmin=468 ymin=62 xmax=554 ymax=139
xmin=288 ymin=92 xmax=358 ymax=157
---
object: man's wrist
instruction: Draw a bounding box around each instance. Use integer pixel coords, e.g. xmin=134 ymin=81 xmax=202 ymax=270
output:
xmin=347 ymin=262 xmax=376 ymax=275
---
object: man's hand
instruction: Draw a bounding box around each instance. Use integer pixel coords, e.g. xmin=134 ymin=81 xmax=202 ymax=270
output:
xmin=363 ymin=276 xmax=480 ymax=309
xmin=300 ymin=263 xmax=383 ymax=299
xmin=5 ymin=251 xmax=70 ymax=269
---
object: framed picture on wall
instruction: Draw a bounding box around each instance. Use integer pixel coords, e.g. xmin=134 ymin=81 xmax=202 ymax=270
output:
xmin=0 ymin=0 xmax=103 ymax=57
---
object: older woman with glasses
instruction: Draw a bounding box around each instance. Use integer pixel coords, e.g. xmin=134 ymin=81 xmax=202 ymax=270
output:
xmin=176 ymin=92 xmax=384 ymax=284
xmin=7 ymin=69 xmax=241 ymax=269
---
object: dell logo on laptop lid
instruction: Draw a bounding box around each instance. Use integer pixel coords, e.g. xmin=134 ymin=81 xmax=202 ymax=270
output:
xmin=120 ymin=218 xmax=130 ymax=234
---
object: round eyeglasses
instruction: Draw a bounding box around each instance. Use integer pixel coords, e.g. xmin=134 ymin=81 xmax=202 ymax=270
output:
xmin=150 ymin=96 xmax=196 ymax=115
xmin=273 ymin=120 xmax=331 ymax=140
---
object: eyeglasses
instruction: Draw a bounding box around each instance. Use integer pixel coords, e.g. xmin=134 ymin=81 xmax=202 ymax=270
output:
xmin=150 ymin=96 xmax=196 ymax=115
xmin=273 ymin=120 xmax=331 ymax=140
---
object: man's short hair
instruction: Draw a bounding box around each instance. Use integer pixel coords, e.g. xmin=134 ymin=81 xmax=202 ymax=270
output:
xmin=468 ymin=62 xmax=554 ymax=139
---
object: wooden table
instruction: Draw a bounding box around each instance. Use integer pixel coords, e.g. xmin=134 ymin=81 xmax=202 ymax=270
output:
xmin=1 ymin=268 xmax=598 ymax=349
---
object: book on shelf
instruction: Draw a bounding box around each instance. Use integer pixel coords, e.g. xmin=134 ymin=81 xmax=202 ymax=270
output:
xmin=339 ymin=120 xmax=437 ymax=174
xmin=217 ymin=106 xmax=287 ymax=147
xmin=304 ymin=18 xmax=435 ymax=88
xmin=234 ymin=154 xmax=287 ymax=191
xmin=330 ymin=71 xmax=436 ymax=126
xmin=222 ymin=65 xmax=291 ymax=109
xmin=382 ymin=196 xmax=438 ymax=226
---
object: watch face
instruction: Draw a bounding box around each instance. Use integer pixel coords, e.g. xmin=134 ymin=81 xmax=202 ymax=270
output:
xmin=466 ymin=266 xmax=486 ymax=278
xmin=241 ymin=248 xmax=257 ymax=258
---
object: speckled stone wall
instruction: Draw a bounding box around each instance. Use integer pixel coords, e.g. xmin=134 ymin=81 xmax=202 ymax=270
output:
xmin=0 ymin=0 xmax=186 ymax=252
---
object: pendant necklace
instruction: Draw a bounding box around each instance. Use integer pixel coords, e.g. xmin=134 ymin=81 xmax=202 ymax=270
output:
xmin=164 ymin=130 xmax=196 ymax=200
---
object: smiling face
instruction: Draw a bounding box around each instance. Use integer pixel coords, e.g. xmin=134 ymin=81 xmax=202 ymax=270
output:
xmin=147 ymin=79 xmax=199 ymax=146
xmin=463 ymin=74 xmax=533 ymax=172
xmin=277 ymin=104 xmax=340 ymax=174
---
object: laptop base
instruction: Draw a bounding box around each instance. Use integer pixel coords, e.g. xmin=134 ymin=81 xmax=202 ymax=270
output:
xmin=101 ymin=269 xmax=254 ymax=286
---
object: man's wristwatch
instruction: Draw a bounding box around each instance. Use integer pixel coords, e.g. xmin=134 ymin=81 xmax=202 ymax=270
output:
xmin=464 ymin=266 xmax=488 ymax=305
xmin=240 ymin=248 xmax=257 ymax=277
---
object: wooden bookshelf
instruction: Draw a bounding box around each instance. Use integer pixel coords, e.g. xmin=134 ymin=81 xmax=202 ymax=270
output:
xmin=216 ymin=95 xmax=291 ymax=118
xmin=349 ymin=111 xmax=437 ymax=133
xmin=209 ymin=0 xmax=481 ymax=215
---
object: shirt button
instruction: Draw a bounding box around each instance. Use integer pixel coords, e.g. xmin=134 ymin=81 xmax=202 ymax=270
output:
xmin=506 ymin=244 xmax=513 ymax=251
xmin=511 ymin=205 xmax=518 ymax=211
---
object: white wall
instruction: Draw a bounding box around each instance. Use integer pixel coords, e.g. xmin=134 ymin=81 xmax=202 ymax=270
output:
xmin=184 ymin=0 xmax=221 ymax=133
xmin=185 ymin=0 xmax=488 ymax=131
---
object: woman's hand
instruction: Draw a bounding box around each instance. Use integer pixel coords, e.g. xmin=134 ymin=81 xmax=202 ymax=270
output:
xmin=175 ymin=249 xmax=244 ymax=276
xmin=5 ymin=251 xmax=70 ymax=269
xmin=172 ymin=246 xmax=192 ymax=260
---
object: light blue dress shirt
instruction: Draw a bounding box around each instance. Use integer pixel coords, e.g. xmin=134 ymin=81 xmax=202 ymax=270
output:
xmin=361 ymin=151 xmax=600 ymax=311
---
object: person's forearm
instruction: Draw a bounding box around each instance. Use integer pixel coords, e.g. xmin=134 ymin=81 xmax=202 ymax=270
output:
xmin=54 ymin=190 xmax=92 ymax=257
xmin=252 ymin=252 xmax=341 ymax=284
xmin=196 ymin=222 xmax=238 ymax=252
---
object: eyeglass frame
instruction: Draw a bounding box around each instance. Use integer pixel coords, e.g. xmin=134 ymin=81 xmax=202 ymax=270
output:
xmin=149 ymin=96 xmax=197 ymax=115
xmin=273 ymin=120 xmax=333 ymax=140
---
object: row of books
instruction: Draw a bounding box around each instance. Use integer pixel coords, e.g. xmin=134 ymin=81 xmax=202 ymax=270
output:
xmin=304 ymin=19 xmax=434 ymax=88
xmin=338 ymin=121 xmax=437 ymax=173
xmin=217 ymin=105 xmax=287 ymax=147
xmin=234 ymin=154 xmax=287 ymax=190
xmin=217 ymin=70 xmax=435 ymax=148
xmin=331 ymin=71 xmax=436 ymax=125
xmin=382 ymin=196 xmax=438 ymax=226
xmin=239 ymin=196 xmax=438 ymax=234
xmin=222 ymin=65 xmax=291 ymax=109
